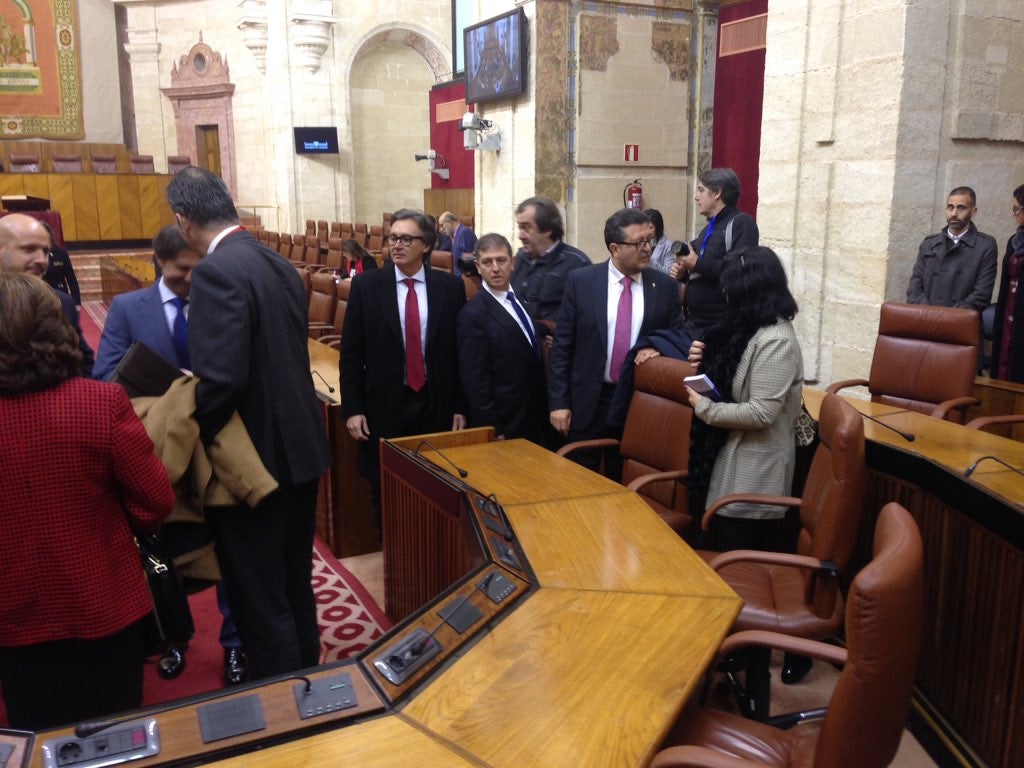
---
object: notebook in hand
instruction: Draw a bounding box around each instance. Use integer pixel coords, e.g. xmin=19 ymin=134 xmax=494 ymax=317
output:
xmin=683 ymin=373 xmax=722 ymax=402
xmin=111 ymin=341 xmax=187 ymax=398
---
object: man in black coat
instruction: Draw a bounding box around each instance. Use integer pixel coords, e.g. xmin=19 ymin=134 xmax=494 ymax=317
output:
xmin=457 ymin=233 xmax=546 ymax=443
xmin=166 ymin=167 xmax=331 ymax=680
xmin=340 ymin=209 xmax=466 ymax=510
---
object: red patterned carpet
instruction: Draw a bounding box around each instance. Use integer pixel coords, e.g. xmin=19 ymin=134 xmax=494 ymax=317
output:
xmin=0 ymin=538 xmax=389 ymax=725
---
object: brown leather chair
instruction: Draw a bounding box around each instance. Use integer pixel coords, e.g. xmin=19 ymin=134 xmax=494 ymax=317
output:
xmin=307 ymin=271 xmax=338 ymax=338
xmin=320 ymin=237 xmax=344 ymax=273
xmin=290 ymin=233 xmax=306 ymax=263
xmin=52 ymin=153 xmax=84 ymax=172
xmin=336 ymin=278 xmax=351 ymax=302
xmin=265 ymin=231 xmax=280 ymax=251
xmin=91 ymin=153 xmax=118 ymax=173
xmin=129 ymin=154 xmax=155 ymax=174
xmin=431 ymin=250 xmax=453 ymax=273
xmin=653 ymin=502 xmax=924 ymax=768
xmin=316 ymin=220 xmax=329 ymax=245
xmin=698 ymin=392 xmax=865 ymax=721
xmin=462 ymin=274 xmax=481 ymax=301
xmin=277 ymin=233 xmax=292 ymax=257
xmin=166 ymin=155 xmax=191 ymax=174
xmin=293 ymin=264 xmax=312 ymax=297
xmin=317 ymin=298 xmax=348 ymax=350
xmin=827 ymin=301 xmax=980 ymax=424
xmin=9 ymin=152 xmax=41 ymax=173
xmin=559 ymin=356 xmax=700 ymax=535
xmin=329 ymin=221 xmax=342 ymax=239
xmin=303 ymin=235 xmax=321 ymax=265
xmin=966 ymin=414 xmax=1024 ymax=431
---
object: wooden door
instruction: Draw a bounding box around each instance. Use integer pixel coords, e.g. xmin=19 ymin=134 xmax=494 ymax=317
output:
xmin=195 ymin=125 xmax=221 ymax=176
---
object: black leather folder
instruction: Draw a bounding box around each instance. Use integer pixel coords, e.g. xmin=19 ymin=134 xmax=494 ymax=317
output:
xmin=111 ymin=341 xmax=186 ymax=398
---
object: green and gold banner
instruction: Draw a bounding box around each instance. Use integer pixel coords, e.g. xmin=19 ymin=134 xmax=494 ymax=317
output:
xmin=0 ymin=0 xmax=82 ymax=139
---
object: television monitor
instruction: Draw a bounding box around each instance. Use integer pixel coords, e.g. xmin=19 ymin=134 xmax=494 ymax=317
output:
xmin=464 ymin=8 xmax=527 ymax=105
xmin=294 ymin=126 xmax=339 ymax=155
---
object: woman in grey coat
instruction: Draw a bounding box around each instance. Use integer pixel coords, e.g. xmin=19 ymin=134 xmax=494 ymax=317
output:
xmin=685 ymin=246 xmax=803 ymax=553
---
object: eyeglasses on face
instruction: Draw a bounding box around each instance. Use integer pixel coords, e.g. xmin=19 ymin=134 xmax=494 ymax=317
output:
xmin=618 ymin=237 xmax=657 ymax=250
xmin=386 ymin=234 xmax=425 ymax=247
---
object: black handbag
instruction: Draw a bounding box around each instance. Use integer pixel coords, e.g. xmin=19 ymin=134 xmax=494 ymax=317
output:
xmin=135 ymin=531 xmax=195 ymax=656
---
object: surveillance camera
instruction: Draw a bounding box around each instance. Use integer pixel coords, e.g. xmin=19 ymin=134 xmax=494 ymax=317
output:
xmin=460 ymin=112 xmax=482 ymax=132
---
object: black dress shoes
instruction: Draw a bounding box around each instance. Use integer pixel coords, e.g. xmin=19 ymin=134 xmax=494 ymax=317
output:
xmin=223 ymin=647 xmax=248 ymax=686
xmin=781 ymin=652 xmax=813 ymax=684
xmin=157 ymin=645 xmax=187 ymax=680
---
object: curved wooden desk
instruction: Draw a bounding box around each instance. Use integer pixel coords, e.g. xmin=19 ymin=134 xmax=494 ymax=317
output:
xmin=804 ymin=388 xmax=1023 ymax=768
xmin=12 ymin=436 xmax=739 ymax=768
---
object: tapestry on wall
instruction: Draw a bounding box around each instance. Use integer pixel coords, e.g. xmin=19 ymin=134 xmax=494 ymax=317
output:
xmin=0 ymin=0 xmax=82 ymax=139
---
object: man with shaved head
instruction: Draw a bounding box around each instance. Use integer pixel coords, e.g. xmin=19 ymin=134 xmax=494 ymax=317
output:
xmin=0 ymin=213 xmax=94 ymax=376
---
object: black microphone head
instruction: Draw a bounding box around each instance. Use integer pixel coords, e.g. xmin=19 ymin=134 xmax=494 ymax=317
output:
xmin=904 ymin=433 xmax=915 ymax=442
xmin=458 ymin=468 xmax=468 ymax=478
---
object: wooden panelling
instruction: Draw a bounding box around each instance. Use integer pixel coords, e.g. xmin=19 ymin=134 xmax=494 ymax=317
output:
xmin=96 ymin=175 xmax=123 ymax=240
xmin=423 ymin=188 xmax=474 ymax=223
xmin=969 ymin=376 xmax=1024 ymax=442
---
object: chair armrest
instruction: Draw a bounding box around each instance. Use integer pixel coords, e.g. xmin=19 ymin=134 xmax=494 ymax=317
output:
xmin=626 ymin=469 xmax=688 ymax=492
xmin=556 ymin=438 xmax=620 ymax=458
xmin=706 ymin=549 xmax=838 ymax=577
xmin=652 ymin=746 xmax=761 ymax=768
xmin=966 ymin=414 xmax=1024 ymax=430
xmin=308 ymin=323 xmax=334 ymax=331
xmin=719 ymin=629 xmax=847 ymax=667
xmin=701 ymin=494 xmax=802 ymax=530
xmin=825 ymin=378 xmax=869 ymax=395
xmin=931 ymin=396 xmax=980 ymax=420
xmin=318 ymin=334 xmax=341 ymax=346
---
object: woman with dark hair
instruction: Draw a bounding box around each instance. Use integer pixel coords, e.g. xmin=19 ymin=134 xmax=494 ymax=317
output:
xmin=647 ymin=208 xmax=675 ymax=274
xmin=992 ymin=184 xmax=1024 ymax=383
xmin=0 ymin=272 xmax=175 ymax=729
xmin=684 ymin=245 xmax=803 ymax=553
xmin=342 ymin=238 xmax=378 ymax=276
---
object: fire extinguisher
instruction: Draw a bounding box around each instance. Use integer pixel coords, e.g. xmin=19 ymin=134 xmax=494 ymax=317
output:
xmin=624 ymin=179 xmax=643 ymax=210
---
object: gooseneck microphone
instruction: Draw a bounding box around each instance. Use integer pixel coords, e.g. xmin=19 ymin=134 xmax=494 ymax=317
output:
xmin=964 ymin=455 xmax=1024 ymax=478
xmin=859 ymin=412 xmax=915 ymax=442
xmin=414 ymin=439 xmax=469 ymax=478
xmin=75 ymin=720 xmax=122 ymax=738
xmin=311 ymin=370 xmax=335 ymax=393
xmin=487 ymin=493 xmax=515 ymax=542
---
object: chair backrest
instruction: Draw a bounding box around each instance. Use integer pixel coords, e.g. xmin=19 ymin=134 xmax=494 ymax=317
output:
xmin=353 ymin=223 xmax=369 ymax=248
xmin=304 ymin=235 xmax=321 ymax=265
xmin=52 ymin=153 xmax=84 ymax=172
xmin=340 ymin=222 xmax=353 ymax=239
xmin=324 ymin=238 xmax=344 ymax=271
xmin=278 ymin=233 xmax=292 ymax=257
xmin=317 ymin=220 xmax=329 ymax=244
xmin=329 ymin=221 xmax=342 ymax=238
xmin=91 ymin=153 xmax=118 ymax=173
xmin=867 ymin=302 xmax=979 ymax=423
xmin=308 ymin=271 xmax=338 ymax=331
xmin=621 ymin=357 xmax=699 ymax=525
xmin=167 ymin=155 xmax=191 ymax=174
xmin=304 ymin=219 xmax=316 ymax=237
xmin=431 ymin=250 xmax=453 ymax=273
xmin=129 ymin=154 xmax=155 ymax=174
xmin=337 ymin=277 xmax=352 ymax=301
xmin=294 ymin=264 xmax=312 ymax=296
xmin=797 ymin=393 xmax=866 ymax=618
xmin=290 ymin=233 xmax=306 ymax=261
xmin=9 ymin=153 xmax=40 ymax=173
xmin=266 ymin=230 xmax=279 ymax=249
xmin=814 ymin=502 xmax=924 ymax=768
xmin=462 ymin=274 xmax=480 ymax=300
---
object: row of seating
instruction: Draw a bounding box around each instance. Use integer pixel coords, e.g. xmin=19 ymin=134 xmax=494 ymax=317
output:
xmin=7 ymin=151 xmax=191 ymax=175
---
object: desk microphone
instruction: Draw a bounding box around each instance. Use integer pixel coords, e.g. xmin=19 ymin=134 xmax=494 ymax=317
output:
xmin=860 ymin=412 xmax=915 ymax=442
xmin=75 ymin=720 xmax=122 ymax=738
xmin=414 ymin=439 xmax=469 ymax=478
xmin=311 ymin=370 xmax=335 ymax=393
xmin=486 ymin=493 xmax=515 ymax=541
xmin=964 ymin=455 xmax=1024 ymax=477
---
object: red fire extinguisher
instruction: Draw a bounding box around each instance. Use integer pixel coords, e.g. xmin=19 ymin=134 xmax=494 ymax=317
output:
xmin=624 ymin=179 xmax=643 ymax=209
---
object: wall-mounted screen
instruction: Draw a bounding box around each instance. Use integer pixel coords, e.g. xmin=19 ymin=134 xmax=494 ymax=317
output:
xmin=464 ymin=8 xmax=527 ymax=105
xmin=294 ymin=126 xmax=339 ymax=155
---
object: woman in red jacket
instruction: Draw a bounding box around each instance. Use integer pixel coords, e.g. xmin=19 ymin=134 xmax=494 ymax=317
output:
xmin=0 ymin=272 xmax=175 ymax=730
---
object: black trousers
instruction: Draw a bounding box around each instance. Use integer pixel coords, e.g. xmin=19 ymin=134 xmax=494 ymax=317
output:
xmin=0 ymin=619 xmax=145 ymax=730
xmin=564 ymin=383 xmax=622 ymax=480
xmin=206 ymin=480 xmax=321 ymax=680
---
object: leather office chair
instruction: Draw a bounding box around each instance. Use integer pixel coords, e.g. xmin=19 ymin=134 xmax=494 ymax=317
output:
xmin=699 ymin=392 xmax=865 ymax=721
xmin=559 ymin=356 xmax=699 ymax=535
xmin=827 ymin=301 xmax=979 ymax=424
xmin=336 ymin=278 xmax=351 ymax=302
xmin=329 ymin=221 xmax=342 ymax=239
xmin=307 ymin=271 xmax=338 ymax=339
xmin=430 ymin=250 xmax=453 ymax=273
xmin=293 ymin=264 xmax=312 ymax=297
xmin=317 ymin=298 xmax=348 ymax=350
xmin=265 ymin=231 xmax=279 ymax=251
xmin=317 ymin=220 xmax=329 ymax=245
xmin=304 ymin=219 xmax=316 ymax=238
xmin=290 ymin=233 xmax=306 ymax=263
xmin=462 ymin=274 xmax=481 ymax=301
xmin=91 ymin=153 xmax=118 ymax=173
xmin=652 ymin=502 xmax=924 ymax=768
xmin=340 ymin=222 xmax=353 ymax=240
xmin=52 ymin=153 xmax=84 ymax=172
xmin=166 ymin=155 xmax=191 ymax=174
xmin=278 ymin=233 xmax=292 ymax=257
xmin=129 ymin=154 xmax=155 ymax=174
xmin=320 ymin=238 xmax=344 ymax=273
xmin=9 ymin=152 xmax=41 ymax=173
xmin=303 ymin=235 xmax=321 ymax=266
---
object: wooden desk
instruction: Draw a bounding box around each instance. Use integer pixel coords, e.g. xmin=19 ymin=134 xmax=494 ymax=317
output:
xmin=0 ymin=173 xmax=174 ymax=241
xmin=16 ymin=439 xmax=739 ymax=768
xmin=804 ymin=387 xmax=1024 ymax=768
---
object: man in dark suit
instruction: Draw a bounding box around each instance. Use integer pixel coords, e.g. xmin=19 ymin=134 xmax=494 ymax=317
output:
xmin=166 ymin=166 xmax=331 ymax=680
xmin=440 ymin=211 xmax=477 ymax=276
xmin=457 ymin=233 xmax=545 ymax=443
xmin=341 ymin=209 xmax=466 ymax=512
xmin=0 ymin=213 xmax=94 ymax=376
xmin=93 ymin=224 xmax=248 ymax=686
xmin=549 ymin=208 xmax=684 ymax=472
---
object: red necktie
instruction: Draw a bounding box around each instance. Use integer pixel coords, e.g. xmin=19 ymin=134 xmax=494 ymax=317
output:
xmin=404 ymin=278 xmax=425 ymax=391
xmin=610 ymin=276 xmax=632 ymax=382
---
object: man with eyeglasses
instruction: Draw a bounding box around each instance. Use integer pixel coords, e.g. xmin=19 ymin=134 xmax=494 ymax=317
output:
xmin=548 ymin=208 xmax=684 ymax=473
xmin=456 ymin=233 xmax=546 ymax=443
xmin=0 ymin=213 xmax=94 ymax=377
xmin=669 ymin=168 xmax=758 ymax=337
xmin=341 ymin=209 xmax=467 ymax=527
xmin=907 ymin=186 xmax=997 ymax=313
